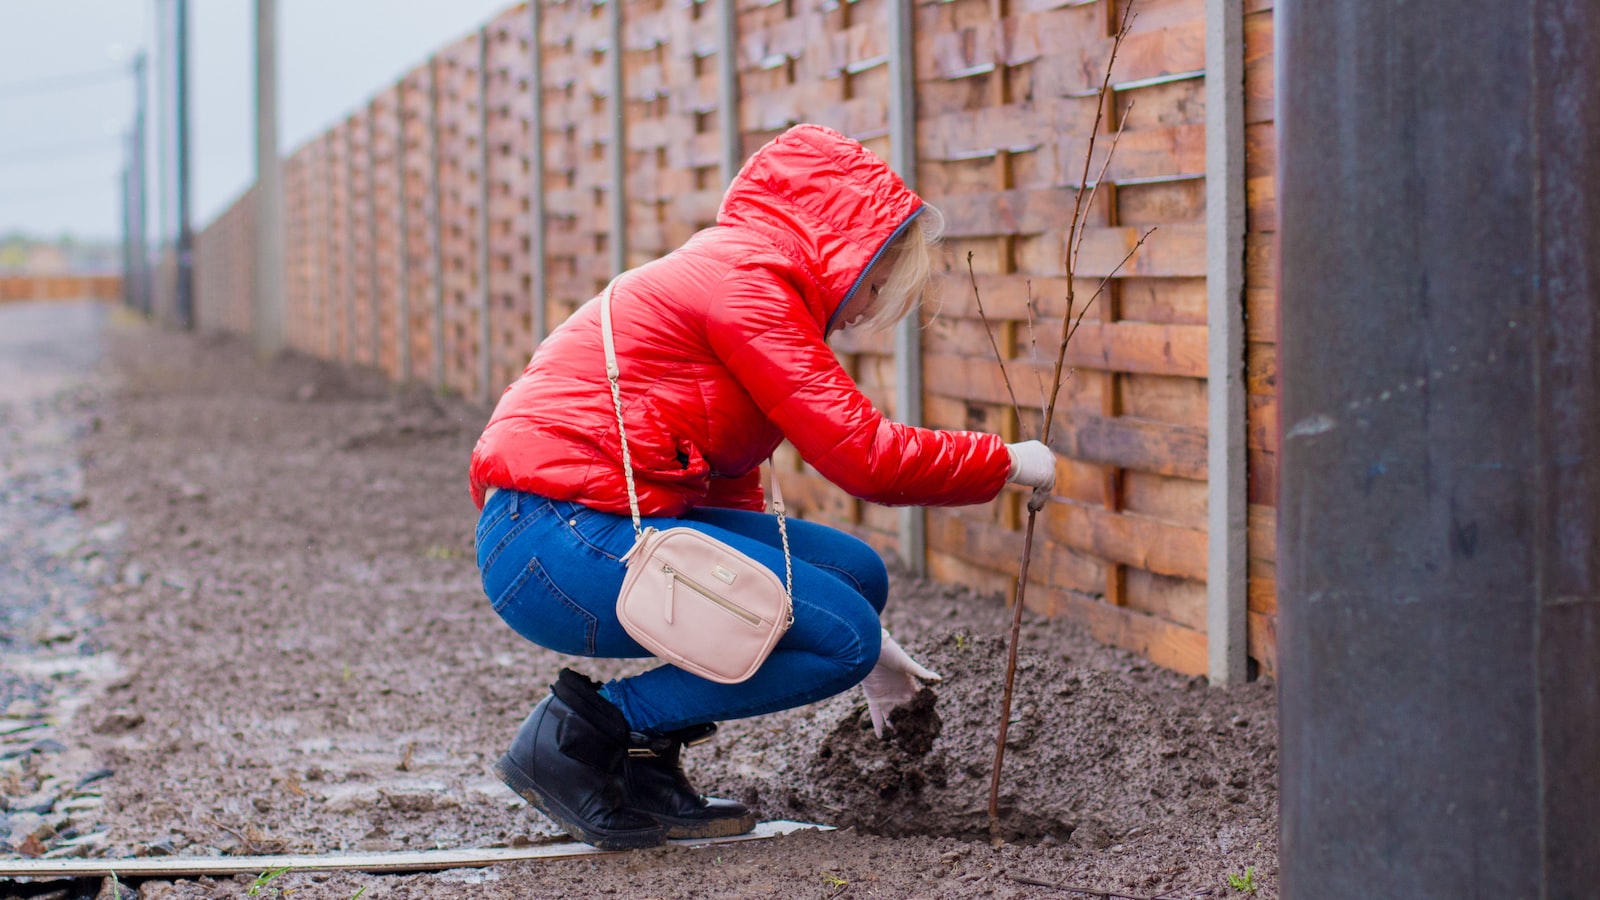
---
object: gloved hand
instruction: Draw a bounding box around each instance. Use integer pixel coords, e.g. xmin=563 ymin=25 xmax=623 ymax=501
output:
xmin=1006 ymin=440 xmax=1056 ymax=511
xmin=861 ymin=628 xmax=942 ymax=739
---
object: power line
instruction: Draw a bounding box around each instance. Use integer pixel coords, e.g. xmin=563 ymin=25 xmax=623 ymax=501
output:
xmin=0 ymin=65 xmax=131 ymax=101
xmin=0 ymin=137 xmax=126 ymax=167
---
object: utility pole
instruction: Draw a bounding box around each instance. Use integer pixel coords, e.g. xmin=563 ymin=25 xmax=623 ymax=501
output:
xmin=120 ymin=157 xmax=133 ymax=309
xmin=254 ymin=0 xmax=285 ymax=356
xmin=174 ymin=0 xmax=194 ymax=329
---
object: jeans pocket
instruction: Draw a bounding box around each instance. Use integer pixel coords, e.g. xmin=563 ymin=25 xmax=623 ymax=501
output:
xmin=555 ymin=501 xmax=628 ymax=562
xmin=492 ymin=557 xmax=600 ymax=656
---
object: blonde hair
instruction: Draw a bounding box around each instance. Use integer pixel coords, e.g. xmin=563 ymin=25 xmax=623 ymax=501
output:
xmin=853 ymin=203 xmax=945 ymax=332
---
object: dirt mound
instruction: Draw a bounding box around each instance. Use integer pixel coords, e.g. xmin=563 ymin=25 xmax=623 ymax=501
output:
xmin=694 ymin=633 xmax=1273 ymax=844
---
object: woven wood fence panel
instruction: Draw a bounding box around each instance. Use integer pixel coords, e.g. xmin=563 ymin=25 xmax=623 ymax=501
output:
xmin=192 ymin=0 xmax=1281 ymax=677
xmin=0 ymin=276 xmax=120 ymax=302
xmin=436 ymin=32 xmax=486 ymax=399
xmin=344 ymin=109 xmax=374 ymax=370
xmin=734 ymin=0 xmax=904 ymax=557
xmin=326 ymin=119 xmax=352 ymax=363
xmin=485 ymin=10 xmax=536 ymax=393
xmin=1243 ymin=0 xmax=1276 ymax=677
xmin=400 ymin=63 xmax=438 ymax=384
xmin=913 ymin=0 xmax=1211 ymax=674
xmin=658 ymin=0 xmax=723 ymax=248
xmin=537 ymin=0 xmax=586 ymax=328
xmin=369 ymin=88 xmax=402 ymax=379
xmin=282 ymin=143 xmax=308 ymax=354
xmin=194 ymin=185 xmax=255 ymax=337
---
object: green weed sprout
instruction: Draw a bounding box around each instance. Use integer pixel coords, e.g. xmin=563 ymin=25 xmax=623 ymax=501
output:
xmin=1226 ymin=865 xmax=1258 ymax=893
xmin=248 ymin=865 xmax=291 ymax=897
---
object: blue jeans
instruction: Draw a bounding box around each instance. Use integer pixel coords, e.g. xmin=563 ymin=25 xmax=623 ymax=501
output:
xmin=475 ymin=489 xmax=887 ymax=733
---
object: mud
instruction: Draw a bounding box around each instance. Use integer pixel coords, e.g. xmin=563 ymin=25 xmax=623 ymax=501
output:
xmin=1 ymin=304 xmax=1280 ymax=898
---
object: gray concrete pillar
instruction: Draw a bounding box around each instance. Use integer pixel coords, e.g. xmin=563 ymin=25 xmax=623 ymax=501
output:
xmin=1278 ymin=1 xmax=1600 ymax=897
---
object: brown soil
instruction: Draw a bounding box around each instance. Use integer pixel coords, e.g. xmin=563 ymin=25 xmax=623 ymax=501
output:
xmin=2 ymin=304 xmax=1279 ymax=898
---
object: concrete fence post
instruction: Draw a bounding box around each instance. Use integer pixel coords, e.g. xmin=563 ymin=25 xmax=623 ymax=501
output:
xmin=607 ymin=0 xmax=628 ymax=278
xmin=253 ymin=0 xmax=285 ymax=358
xmin=887 ymin=0 xmax=925 ymax=576
xmin=1203 ymin=0 xmax=1246 ymax=685
xmin=716 ymin=0 xmax=740 ymax=188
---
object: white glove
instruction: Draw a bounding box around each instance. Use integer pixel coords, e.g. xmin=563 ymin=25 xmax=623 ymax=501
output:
xmin=861 ymin=628 xmax=942 ymax=739
xmin=1005 ymin=440 xmax=1056 ymax=511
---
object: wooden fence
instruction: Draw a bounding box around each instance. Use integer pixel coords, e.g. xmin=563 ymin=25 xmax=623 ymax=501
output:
xmin=194 ymin=0 xmax=1281 ymax=680
xmin=0 ymin=276 xmax=122 ymax=303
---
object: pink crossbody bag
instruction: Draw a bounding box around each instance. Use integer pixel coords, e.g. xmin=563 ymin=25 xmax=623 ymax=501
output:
xmin=599 ymin=279 xmax=794 ymax=684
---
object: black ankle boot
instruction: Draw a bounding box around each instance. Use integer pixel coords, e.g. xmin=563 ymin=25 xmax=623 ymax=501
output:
xmin=624 ymin=723 xmax=758 ymax=839
xmin=493 ymin=669 xmax=666 ymax=850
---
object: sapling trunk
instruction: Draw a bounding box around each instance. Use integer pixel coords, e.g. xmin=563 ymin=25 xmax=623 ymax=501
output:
xmin=979 ymin=1 xmax=1155 ymax=843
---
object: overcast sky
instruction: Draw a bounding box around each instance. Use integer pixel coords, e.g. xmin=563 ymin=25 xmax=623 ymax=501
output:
xmin=0 ymin=0 xmax=515 ymax=242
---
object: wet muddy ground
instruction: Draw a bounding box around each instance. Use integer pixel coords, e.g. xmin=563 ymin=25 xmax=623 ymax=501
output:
xmin=1 ymin=302 xmax=1279 ymax=898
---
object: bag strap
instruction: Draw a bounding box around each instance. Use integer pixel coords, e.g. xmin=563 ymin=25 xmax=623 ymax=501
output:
xmin=598 ymin=279 xmax=793 ymax=598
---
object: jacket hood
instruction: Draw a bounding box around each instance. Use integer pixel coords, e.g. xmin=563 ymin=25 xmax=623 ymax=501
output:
xmin=716 ymin=124 xmax=923 ymax=329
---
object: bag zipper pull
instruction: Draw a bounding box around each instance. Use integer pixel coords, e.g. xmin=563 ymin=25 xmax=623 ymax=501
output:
xmin=662 ymin=564 xmax=676 ymax=624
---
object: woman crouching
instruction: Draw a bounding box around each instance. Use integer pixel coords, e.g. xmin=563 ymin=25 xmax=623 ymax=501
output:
xmin=469 ymin=124 xmax=1057 ymax=849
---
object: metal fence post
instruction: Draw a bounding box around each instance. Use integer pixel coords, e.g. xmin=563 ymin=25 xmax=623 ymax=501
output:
xmin=887 ymin=0 xmax=925 ymax=576
xmin=1204 ymin=0 xmax=1246 ymax=684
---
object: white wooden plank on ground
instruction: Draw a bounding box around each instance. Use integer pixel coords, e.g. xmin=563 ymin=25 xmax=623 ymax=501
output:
xmin=0 ymin=820 xmax=830 ymax=879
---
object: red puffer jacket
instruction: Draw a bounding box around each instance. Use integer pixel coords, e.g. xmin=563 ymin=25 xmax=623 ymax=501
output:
xmin=469 ymin=124 xmax=1011 ymax=514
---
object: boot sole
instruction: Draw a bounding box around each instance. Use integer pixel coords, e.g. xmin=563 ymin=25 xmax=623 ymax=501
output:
xmin=494 ymin=754 xmax=666 ymax=851
xmin=651 ymin=810 xmax=760 ymax=840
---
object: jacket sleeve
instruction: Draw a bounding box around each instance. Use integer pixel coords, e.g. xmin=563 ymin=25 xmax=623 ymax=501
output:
xmin=701 ymin=468 xmax=766 ymax=511
xmin=705 ymin=267 xmax=1011 ymax=507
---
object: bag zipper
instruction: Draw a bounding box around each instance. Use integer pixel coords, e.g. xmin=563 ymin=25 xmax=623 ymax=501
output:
xmin=662 ymin=564 xmax=763 ymax=627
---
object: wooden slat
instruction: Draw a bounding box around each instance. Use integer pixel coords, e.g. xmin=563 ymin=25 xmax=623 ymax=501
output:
xmin=923 ymin=317 xmax=1207 ymax=379
xmin=1047 ymin=412 xmax=1208 ymax=480
xmin=1024 ymin=582 xmax=1210 ymax=676
xmin=1243 ymin=9 xmax=1274 ymax=125
xmin=1246 ymin=340 xmax=1276 ymax=395
xmin=1247 ymin=609 xmax=1277 ymax=676
xmin=1247 ymin=393 xmax=1277 ymax=453
xmin=1248 ymin=447 xmax=1279 ymax=506
xmin=1124 ymin=568 xmax=1207 ymax=632
xmin=1041 ymin=499 xmax=1208 ymax=581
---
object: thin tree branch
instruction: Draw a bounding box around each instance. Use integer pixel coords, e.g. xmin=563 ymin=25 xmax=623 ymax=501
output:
xmin=967 ymin=251 xmax=1024 ymax=424
xmin=1069 ymin=100 xmax=1137 ymax=278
